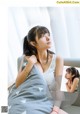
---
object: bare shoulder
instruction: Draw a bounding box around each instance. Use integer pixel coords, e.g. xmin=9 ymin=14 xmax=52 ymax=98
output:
xmin=56 ymin=55 xmax=63 ymax=63
xmin=55 ymin=55 xmax=64 ymax=76
xmin=73 ymin=78 xmax=79 ymax=83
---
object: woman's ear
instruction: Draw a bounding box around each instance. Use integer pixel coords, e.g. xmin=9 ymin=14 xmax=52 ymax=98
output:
xmin=72 ymin=74 xmax=75 ymax=77
xmin=30 ymin=41 xmax=36 ymax=47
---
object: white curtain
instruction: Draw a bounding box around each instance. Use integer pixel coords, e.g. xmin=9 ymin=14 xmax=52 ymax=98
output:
xmin=48 ymin=7 xmax=80 ymax=58
xmin=8 ymin=7 xmax=80 ymax=84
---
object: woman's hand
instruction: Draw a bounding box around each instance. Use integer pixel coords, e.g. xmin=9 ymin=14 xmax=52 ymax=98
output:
xmin=66 ymin=81 xmax=71 ymax=88
xmin=25 ymin=55 xmax=37 ymax=64
xmin=15 ymin=55 xmax=37 ymax=88
xmin=50 ymin=106 xmax=59 ymax=114
xmin=50 ymin=111 xmax=58 ymax=114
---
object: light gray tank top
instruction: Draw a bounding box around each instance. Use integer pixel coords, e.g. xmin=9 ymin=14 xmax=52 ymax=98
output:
xmin=43 ymin=54 xmax=56 ymax=97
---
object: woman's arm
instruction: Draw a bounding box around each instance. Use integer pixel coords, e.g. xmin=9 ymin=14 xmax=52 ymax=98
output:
xmin=55 ymin=56 xmax=64 ymax=77
xmin=55 ymin=55 xmax=64 ymax=105
xmin=51 ymin=56 xmax=64 ymax=113
xmin=66 ymin=78 xmax=79 ymax=92
xmin=15 ymin=55 xmax=37 ymax=88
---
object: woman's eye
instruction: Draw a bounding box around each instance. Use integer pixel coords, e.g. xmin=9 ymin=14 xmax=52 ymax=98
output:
xmin=40 ymin=35 xmax=45 ymax=38
xmin=40 ymin=33 xmax=50 ymax=38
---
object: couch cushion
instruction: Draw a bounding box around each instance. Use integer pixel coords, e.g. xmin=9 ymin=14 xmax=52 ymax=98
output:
xmin=62 ymin=105 xmax=80 ymax=114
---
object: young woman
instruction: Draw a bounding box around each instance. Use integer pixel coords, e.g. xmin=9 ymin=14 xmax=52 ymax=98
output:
xmin=65 ymin=67 xmax=80 ymax=93
xmin=8 ymin=26 xmax=64 ymax=114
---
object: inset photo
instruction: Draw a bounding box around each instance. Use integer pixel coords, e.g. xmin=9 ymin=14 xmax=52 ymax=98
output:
xmin=61 ymin=66 xmax=80 ymax=93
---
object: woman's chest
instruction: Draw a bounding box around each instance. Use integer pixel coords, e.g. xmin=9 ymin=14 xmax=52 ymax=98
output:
xmin=36 ymin=61 xmax=52 ymax=73
xmin=36 ymin=62 xmax=55 ymax=85
xmin=36 ymin=56 xmax=53 ymax=73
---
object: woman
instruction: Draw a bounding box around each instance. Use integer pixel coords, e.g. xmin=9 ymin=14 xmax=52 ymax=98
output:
xmin=8 ymin=26 xmax=64 ymax=114
xmin=65 ymin=67 xmax=80 ymax=93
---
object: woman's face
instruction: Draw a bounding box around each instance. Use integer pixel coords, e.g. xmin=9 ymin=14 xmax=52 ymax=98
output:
xmin=35 ymin=33 xmax=52 ymax=50
xmin=65 ymin=72 xmax=72 ymax=80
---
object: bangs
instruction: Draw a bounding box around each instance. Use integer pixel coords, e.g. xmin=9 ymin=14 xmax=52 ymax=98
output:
xmin=66 ymin=67 xmax=77 ymax=75
xmin=36 ymin=26 xmax=50 ymax=38
xmin=66 ymin=68 xmax=72 ymax=73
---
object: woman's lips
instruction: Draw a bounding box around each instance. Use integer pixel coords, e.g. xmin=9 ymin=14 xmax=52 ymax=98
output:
xmin=47 ymin=42 xmax=51 ymax=44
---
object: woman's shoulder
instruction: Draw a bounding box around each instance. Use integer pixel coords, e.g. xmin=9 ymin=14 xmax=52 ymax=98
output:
xmin=21 ymin=54 xmax=32 ymax=61
xmin=48 ymin=50 xmax=55 ymax=59
xmin=73 ymin=77 xmax=79 ymax=82
xmin=55 ymin=55 xmax=64 ymax=67
xmin=18 ymin=54 xmax=29 ymax=64
xmin=56 ymin=55 xmax=63 ymax=61
xmin=48 ymin=52 xmax=63 ymax=63
xmin=48 ymin=53 xmax=64 ymax=66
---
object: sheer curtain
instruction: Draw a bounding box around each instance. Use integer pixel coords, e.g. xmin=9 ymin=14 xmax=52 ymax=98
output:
xmin=8 ymin=7 xmax=80 ymax=84
xmin=48 ymin=7 xmax=80 ymax=58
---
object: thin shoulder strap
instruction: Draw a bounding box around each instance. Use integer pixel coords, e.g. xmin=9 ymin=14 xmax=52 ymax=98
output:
xmin=51 ymin=53 xmax=56 ymax=69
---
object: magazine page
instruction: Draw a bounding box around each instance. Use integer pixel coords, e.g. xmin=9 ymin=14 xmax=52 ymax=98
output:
xmin=0 ymin=0 xmax=80 ymax=114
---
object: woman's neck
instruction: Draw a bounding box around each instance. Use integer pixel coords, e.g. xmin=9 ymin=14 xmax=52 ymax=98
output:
xmin=68 ymin=78 xmax=72 ymax=83
xmin=37 ymin=50 xmax=48 ymax=62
